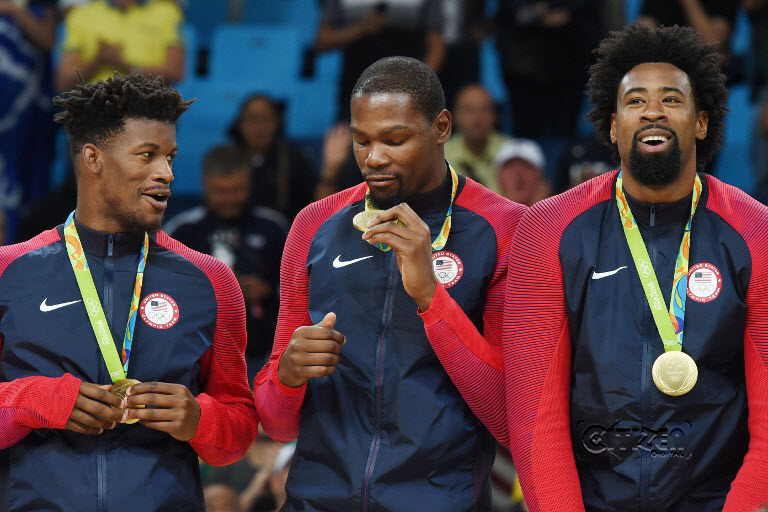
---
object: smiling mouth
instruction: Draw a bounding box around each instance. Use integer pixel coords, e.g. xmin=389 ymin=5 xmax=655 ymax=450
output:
xmin=640 ymin=135 xmax=669 ymax=146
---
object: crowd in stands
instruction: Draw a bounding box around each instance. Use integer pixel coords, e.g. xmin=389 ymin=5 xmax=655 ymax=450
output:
xmin=0 ymin=1 xmax=761 ymax=510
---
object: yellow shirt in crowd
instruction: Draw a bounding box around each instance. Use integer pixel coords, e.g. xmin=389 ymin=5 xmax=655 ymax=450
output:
xmin=444 ymin=131 xmax=511 ymax=194
xmin=62 ymin=0 xmax=182 ymax=84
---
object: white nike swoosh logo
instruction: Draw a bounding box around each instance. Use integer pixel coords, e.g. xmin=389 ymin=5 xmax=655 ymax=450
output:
xmin=591 ymin=266 xmax=628 ymax=280
xmin=332 ymin=255 xmax=373 ymax=268
xmin=40 ymin=298 xmax=82 ymax=312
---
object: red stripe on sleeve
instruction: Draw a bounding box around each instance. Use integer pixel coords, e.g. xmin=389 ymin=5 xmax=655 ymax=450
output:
xmin=419 ymin=179 xmax=527 ymax=446
xmin=253 ymin=184 xmax=367 ymax=442
xmin=704 ymin=176 xmax=768 ymax=510
xmin=0 ymin=229 xmax=83 ymax=448
xmin=156 ymin=232 xmax=259 ymax=465
xmin=504 ymin=172 xmax=615 ymax=512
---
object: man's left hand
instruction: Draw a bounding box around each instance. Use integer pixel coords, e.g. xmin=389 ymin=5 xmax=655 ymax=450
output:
xmin=362 ymin=203 xmax=437 ymax=310
xmin=120 ymin=382 xmax=201 ymax=441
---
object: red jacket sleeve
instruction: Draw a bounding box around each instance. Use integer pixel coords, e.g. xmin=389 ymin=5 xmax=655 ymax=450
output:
xmin=0 ymin=365 xmax=82 ymax=448
xmin=503 ymin=174 xmax=614 ymax=512
xmin=156 ymin=232 xmax=260 ymax=466
xmin=419 ymin=182 xmax=527 ymax=446
xmin=253 ymin=186 xmax=366 ymax=443
xmin=705 ymin=177 xmax=768 ymax=510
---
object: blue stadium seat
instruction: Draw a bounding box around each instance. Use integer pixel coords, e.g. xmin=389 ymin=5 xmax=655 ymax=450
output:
xmin=184 ymin=0 xmax=229 ymax=48
xmin=242 ymin=0 xmax=320 ymax=44
xmin=209 ymin=25 xmax=302 ymax=84
xmin=172 ymin=80 xmax=250 ymax=195
xmin=480 ymin=38 xmax=507 ymax=104
xmin=714 ymin=84 xmax=755 ymax=194
xmin=180 ymin=24 xmax=197 ymax=79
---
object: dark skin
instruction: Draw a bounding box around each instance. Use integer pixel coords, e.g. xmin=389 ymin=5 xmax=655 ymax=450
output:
xmin=610 ymin=62 xmax=708 ymax=203
xmin=278 ymin=92 xmax=451 ymax=388
xmin=72 ymin=118 xmax=200 ymax=440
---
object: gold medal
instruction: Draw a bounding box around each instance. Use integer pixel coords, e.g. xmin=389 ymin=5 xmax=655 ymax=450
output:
xmin=652 ymin=351 xmax=698 ymax=396
xmin=113 ymin=378 xmax=143 ymax=424
xmin=352 ymin=210 xmax=382 ymax=232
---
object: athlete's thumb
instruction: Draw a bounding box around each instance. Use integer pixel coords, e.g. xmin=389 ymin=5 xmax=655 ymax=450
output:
xmin=319 ymin=311 xmax=336 ymax=330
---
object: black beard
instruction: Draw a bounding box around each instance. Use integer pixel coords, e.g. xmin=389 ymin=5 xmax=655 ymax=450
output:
xmin=368 ymin=176 xmax=404 ymax=210
xmin=104 ymin=194 xmax=162 ymax=233
xmin=628 ymin=133 xmax=682 ymax=187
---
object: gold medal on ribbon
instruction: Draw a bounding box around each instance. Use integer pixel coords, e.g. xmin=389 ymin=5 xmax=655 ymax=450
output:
xmin=352 ymin=210 xmax=382 ymax=232
xmin=652 ymin=351 xmax=698 ymax=396
xmin=113 ymin=378 xmax=144 ymax=424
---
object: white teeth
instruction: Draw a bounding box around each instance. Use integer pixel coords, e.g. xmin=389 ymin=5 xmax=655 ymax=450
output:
xmin=641 ymin=135 xmax=668 ymax=143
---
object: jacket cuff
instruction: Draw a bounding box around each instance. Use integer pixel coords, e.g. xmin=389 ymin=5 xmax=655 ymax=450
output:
xmin=269 ymin=355 xmax=307 ymax=398
xmin=417 ymin=283 xmax=451 ymax=326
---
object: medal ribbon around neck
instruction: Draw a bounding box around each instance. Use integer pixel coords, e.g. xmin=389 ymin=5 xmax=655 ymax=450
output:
xmin=364 ymin=165 xmax=459 ymax=252
xmin=615 ymin=172 xmax=702 ymax=351
xmin=63 ymin=212 xmax=149 ymax=381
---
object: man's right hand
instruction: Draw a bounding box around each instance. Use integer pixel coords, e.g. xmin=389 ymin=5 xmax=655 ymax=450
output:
xmin=278 ymin=312 xmax=346 ymax=388
xmin=64 ymin=382 xmax=124 ymax=435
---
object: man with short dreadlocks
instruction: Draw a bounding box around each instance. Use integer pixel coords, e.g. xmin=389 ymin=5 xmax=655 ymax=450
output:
xmin=0 ymin=73 xmax=259 ymax=511
xmin=503 ymin=24 xmax=768 ymax=511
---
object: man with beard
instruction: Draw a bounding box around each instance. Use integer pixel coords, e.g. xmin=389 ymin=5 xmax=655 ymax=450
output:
xmin=0 ymin=73 xmax=259 ymax=511
xmin=253 ymin=56 xmax=526 ymax=510
xmin=502 ymin=25 xmax=768 ymax=511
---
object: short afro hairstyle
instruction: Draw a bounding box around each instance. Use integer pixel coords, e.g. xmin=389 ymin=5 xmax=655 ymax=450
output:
xmin=54 ymin=73 xmax=192 ymax=165
xmin=351 ymin=56 xmax=446 ymax=122
xmin=586 ymin=24 xmax=728 ymax=172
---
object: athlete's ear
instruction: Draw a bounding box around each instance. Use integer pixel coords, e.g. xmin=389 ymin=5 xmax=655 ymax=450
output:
xmin=435 ymin=109 xmax=452 ymax=144
xmin=81 ymin=143 xmax=104 ymax=176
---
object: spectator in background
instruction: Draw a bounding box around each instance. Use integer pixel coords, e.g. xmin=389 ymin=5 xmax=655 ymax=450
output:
xmin=495 ymin=0 xmax=602 ymax=142
xmin=746 ymin=0 xmax=768 ymax=204
xmin=444 ymin=84 xmax=512 ymax=192
xmin=553 ymin=131 xmax=614 ymax=193
xmin=204 ymin=484 xmax=242 ymax=512
xmin=438 ymin=0 xmax=489 ymax=108
xmin=495 ymin=139 xmax=550 ymax=206
xmin=0 ymin=0 xmax=57 ymax=243
xmin=164 ymin=145 xmax=288 ymax=378
xmin=228 ymin=94 xmax=317 ymax=221
xmin=314 ymin=122 xmax=362 ymax=199
xmin=314 ymin=0 xmax=445 ymax=120
xmin=56 ymin=0 xmax=184 ymax=91
xmin=638 ymin=0 xmax=739 ymax=74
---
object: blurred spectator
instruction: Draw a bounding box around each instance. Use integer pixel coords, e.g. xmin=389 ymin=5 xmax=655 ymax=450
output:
xmin=228 ymin=93 xmax=317 ymax=220
xmin=495 ymin=1 xmax=602 ymax=141
xmin=164 ymin=145 xmax=288 ymax=377
xmin=16 ymin=171 xmax=76 ymax=242
xmin=0 ymin=0 xmax=57 ymax=242
xmin=747 ymin=0 xmax=768 ymax=203
xmin=438 ymin=0 xmax=489 ymax=108
xmin=203 ymin=435 xmax=282 ymax=512
xmin=204 ymin=484 xmax=242 ymax=512
xmin=56 ymin=0 xmax=184 ymax=91
xmin=494 ymin=139 xmax=550 ymax=206
xmin=315 ymin=121 xmax=360 ymax=199
xmin=638 ymin=0 xmax=739 ymax=73
xmin=554 ymin=131 xmax=614 ymax=193
xmin=263 ymin=442 xmax=295 ymax=512
xmin=444 ymin=84 xmax=512 ymax=193
xmin=314 ymin=0 xmax=444 ymax=120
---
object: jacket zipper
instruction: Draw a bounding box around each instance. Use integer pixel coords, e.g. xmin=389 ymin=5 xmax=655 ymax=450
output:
xmin=98 ymin=235 xmax=114 ymax=512
xmin=640 ymin=205 xmax=656 ymax=512
xmin=361 ymin=255 xmax=397 ymax=511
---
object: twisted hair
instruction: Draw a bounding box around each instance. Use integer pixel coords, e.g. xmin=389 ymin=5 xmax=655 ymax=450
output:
xmin=53 ymin=73 xmax=192 ymax=162
xmin=587 ymin=24 xmax=728 ymax=172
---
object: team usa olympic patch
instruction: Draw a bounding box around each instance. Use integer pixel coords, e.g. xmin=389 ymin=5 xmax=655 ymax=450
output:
xmin=432 ymin=251 xmax=464 ymax=288
xmin=140 ymin=292 xmax=180 ymax=329
xmin=687 ymin=262 xmax=722 ymax=303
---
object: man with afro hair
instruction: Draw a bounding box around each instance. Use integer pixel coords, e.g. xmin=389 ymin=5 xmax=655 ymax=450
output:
xmin=0 ymin=73 xmax=259 ymax=511
xmin=501 ymin=24 xmax=768 ymax=511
